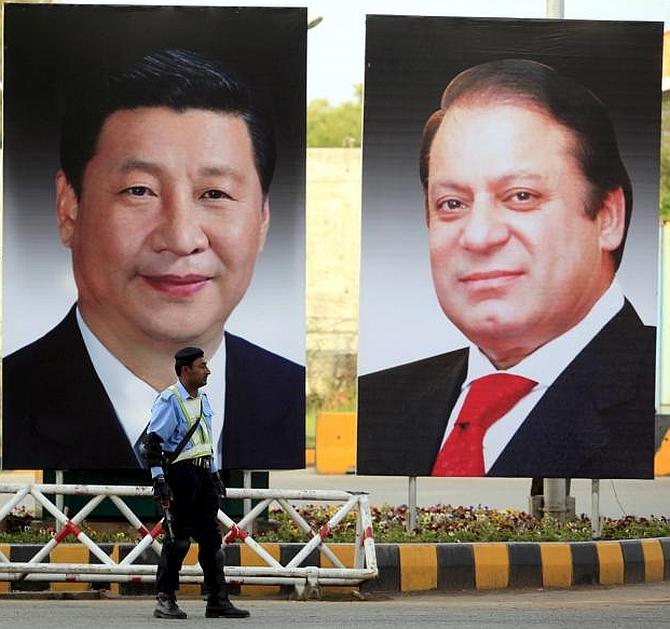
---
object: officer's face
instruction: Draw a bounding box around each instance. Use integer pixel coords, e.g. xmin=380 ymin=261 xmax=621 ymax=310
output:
xmin=56 ymin=107 xmax=269 ymax=348
xmin=186 ymin=357 xmax=210 ymax=389
xmin=425 ymin=102 xmax=625 ymax=368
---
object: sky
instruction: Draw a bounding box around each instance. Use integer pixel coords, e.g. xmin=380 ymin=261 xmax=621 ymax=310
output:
xmin=66 ymin=0 xmax=670 ymax=104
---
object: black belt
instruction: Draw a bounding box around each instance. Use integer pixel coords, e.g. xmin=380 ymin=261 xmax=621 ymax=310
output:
xmin=174 ymin=456 xmax=212 ymax=470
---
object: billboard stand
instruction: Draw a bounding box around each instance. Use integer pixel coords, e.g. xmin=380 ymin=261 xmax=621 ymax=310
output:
xmin=591 ymin=479 xmax=601 ymax=538
xmin=54 ymin=471 xmax=64 ymax=533
xmin=243 ymin=470 xmax=252 ymax=531
xmin=543 ymin=478 xmax=567 ymax=522
xmin=407 ymin=476 xmax=417 ymax=532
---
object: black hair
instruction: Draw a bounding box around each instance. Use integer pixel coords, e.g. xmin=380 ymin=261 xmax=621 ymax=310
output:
xmin=174 ymin=346 xmax=204 ymax=377
xmin=419 ymin=59 xmax=631 ymax=269
xmin=60 ymin=48 xmax=275 ymax=198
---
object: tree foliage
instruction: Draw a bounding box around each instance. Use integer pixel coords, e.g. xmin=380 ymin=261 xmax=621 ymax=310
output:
xmin=307 ymin=85 xmax=362 ymax=148
xmin=660 ymin=92 xmax=670 ymax=221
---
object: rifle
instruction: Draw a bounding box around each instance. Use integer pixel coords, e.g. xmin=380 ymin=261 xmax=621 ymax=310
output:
xmin=161 ymin=502 xmax=176 ymax=544
xmin=159 ymin=456 xmax=175 ymax=544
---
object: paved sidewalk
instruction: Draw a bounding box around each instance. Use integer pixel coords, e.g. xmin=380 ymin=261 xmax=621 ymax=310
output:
xmin=2 ymin=469 xmax=667 ymax=518
xmin=270 ymin=469 xmax=670 ymax=518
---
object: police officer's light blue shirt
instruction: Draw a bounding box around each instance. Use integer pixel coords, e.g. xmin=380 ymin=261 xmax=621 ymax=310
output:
xmin=148 ymin=380 xmax=218 ymax=478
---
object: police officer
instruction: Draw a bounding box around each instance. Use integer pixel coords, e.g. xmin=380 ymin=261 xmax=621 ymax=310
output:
xmin=145 ymin=346 xmax=249 ymax=619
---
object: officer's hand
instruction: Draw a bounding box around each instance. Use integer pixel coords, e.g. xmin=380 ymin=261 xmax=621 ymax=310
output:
xmin=153 ymin=474 xmax=172 ymax=507
xmin=211 ymin=471 xmax=226 ymax=499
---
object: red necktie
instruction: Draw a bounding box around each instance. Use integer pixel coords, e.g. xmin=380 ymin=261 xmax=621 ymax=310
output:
xmin=431 ymin=373 xmax=536 ymax=477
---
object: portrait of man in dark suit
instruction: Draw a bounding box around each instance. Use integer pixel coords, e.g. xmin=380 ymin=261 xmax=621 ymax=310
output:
xmin=2 ymin=6 xmax=305 ymax=472
xmin=358 ymin=54 xmax=657 ymax=479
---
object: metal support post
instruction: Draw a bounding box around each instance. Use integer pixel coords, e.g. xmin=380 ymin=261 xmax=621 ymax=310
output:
xmin=55 ymin=471 xmax=64 ymax=532
xmin=243 ymin=470 xmax=252 ymax=531
xmin=543 ymin=478 xmax=567 ymax=522
xmin=591 ymin=479 xmax=601 ymax=538
xmin=407 ymin=476 xmax=417 ymax=532
xmin=546 ymin=0 xmax=564 ymax=19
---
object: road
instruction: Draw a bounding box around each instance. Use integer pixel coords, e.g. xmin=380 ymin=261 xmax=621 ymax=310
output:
xmin=2 ymin=469 xmax=668 ymax=519
xmin=1 ymin=583 xmax=669 ymax=628
xmin=270 ymin=470 xmax=670 ymax=518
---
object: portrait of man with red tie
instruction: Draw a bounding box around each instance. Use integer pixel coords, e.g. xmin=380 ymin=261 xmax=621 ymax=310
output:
xmin=357 ymin=23 xmax=659 ymax=480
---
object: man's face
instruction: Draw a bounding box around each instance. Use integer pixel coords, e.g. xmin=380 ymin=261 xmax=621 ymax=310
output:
xmin=56 ymin=107 xmax=269 ymax=347
xmin=185 ymin=356 xmax=210 ymax=389
xmin=425 ymin=102 xmax=624 ymax=367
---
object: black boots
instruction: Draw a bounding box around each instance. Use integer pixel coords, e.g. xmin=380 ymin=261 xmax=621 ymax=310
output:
xmin=205 ymin=594 xmax=250 ymax=618
xmin=154 ymin=592 xmax=187 ymax=619
xmin=203 ymin=547 xmax=249 ymax=618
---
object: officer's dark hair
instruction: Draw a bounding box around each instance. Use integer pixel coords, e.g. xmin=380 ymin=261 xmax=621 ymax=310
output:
xmin=174 ymin=346 xmax=204 ymax=377
xmin=419 ymin=59 xmax=632 ymax=270
xmin=60 ymin=48 xmax=275 ymax=199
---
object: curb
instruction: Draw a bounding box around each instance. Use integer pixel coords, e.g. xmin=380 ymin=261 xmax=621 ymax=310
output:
xmin=1 ymin=539 xmax=669 ymax=595
xmin=373 ymin=538 xmax=670 ymax=592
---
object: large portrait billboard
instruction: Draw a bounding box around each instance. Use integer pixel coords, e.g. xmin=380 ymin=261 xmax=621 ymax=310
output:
xmin=357 ymin=16 xmax=661 ymax=479
xmin=2 ymin=4 xmax=306 ymax=471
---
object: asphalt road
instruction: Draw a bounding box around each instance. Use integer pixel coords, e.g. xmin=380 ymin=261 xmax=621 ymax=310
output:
xmin=2 ymin=470 xmax=669 ymax=520
xmin=2 ymin=583 xmax=670 ymax=629
xmin=270 ymin=470 xmax=670 ymax=518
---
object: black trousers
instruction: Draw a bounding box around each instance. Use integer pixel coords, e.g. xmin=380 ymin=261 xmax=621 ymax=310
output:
xmin=156 ymin=461 xmax=226 ymax=597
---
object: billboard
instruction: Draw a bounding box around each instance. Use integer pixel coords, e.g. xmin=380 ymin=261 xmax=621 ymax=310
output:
xmin=357 ymin=16 xmax=661 ymax=478
xmin=2 ymin=4 xmax=306 ymax=471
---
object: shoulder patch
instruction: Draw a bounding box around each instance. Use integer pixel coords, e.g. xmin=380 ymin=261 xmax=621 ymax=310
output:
xmin=159 ymin=387 xmax=177 ymax=402
xmin=201 ymin=393 xmax=213 ymax=415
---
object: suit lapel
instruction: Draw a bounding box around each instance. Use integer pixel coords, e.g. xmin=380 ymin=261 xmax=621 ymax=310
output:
xmin=358 ymin=349 xmax=468 ymax=476
xmin=488 ymin=369 xmax=608 ymax=476
xmin=221 ymin=331 xmax=305 ymax=470
xmin=407 ymin=351 xmax=468 ymax=475
xmin=25 ymin=307 xmax=139 ymax=469
xmin=489 ymin=301 xmax=648 ymax=477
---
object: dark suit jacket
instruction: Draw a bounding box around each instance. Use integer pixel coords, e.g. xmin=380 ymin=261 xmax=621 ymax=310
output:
xmin=357 ymin=301 xmax=655 ymax=479
xmin=2 ymin=306 xmax=305 ymax=471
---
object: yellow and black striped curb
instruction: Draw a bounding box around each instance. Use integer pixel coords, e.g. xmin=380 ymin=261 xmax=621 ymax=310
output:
xmin=1 ymin=539 xmax=669 ymax=594
xmin=385 ymin=538 xmax=670 ymax=592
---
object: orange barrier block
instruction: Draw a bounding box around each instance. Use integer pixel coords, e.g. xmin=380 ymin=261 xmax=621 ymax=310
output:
xmin=315 ymin=412 xmax=356 ymax=474
xmin=654 ymin=427 xmax=670 ymax=476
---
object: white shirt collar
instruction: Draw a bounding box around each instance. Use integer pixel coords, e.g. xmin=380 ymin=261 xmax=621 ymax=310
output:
xmin=465 ymin=280 xmax=625 ymax=387
xmin=76 ymin=307 xmax=226 ymax=451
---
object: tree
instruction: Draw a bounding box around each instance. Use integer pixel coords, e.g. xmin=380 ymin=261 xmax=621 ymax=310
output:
xmin=660 ymin=92 xmax=670 ymax=221
xmin=307 ymin=85 xmax=362 ymax=147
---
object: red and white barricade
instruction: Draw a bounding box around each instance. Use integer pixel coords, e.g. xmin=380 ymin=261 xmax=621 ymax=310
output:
xmin=0 ymin=483 xmax=378 ymax=596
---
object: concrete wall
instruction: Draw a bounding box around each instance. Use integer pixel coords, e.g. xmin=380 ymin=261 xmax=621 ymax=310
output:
xmin=660 ymin=222 xmax=670 ymax=411
xmin=306 ymin=148 xmax=361 ymax=409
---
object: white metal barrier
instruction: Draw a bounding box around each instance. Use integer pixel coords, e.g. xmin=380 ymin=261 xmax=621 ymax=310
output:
xmin=0 ymin=483 xmax=378 ymax=595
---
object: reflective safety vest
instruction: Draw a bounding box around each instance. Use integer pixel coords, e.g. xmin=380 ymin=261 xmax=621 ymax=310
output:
xmin=169 ymin=385 xmax=214 ymax=463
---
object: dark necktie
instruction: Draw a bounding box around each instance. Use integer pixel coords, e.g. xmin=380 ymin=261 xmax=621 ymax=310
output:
xmin=431 ymin=373 xmax=536 ymax=477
